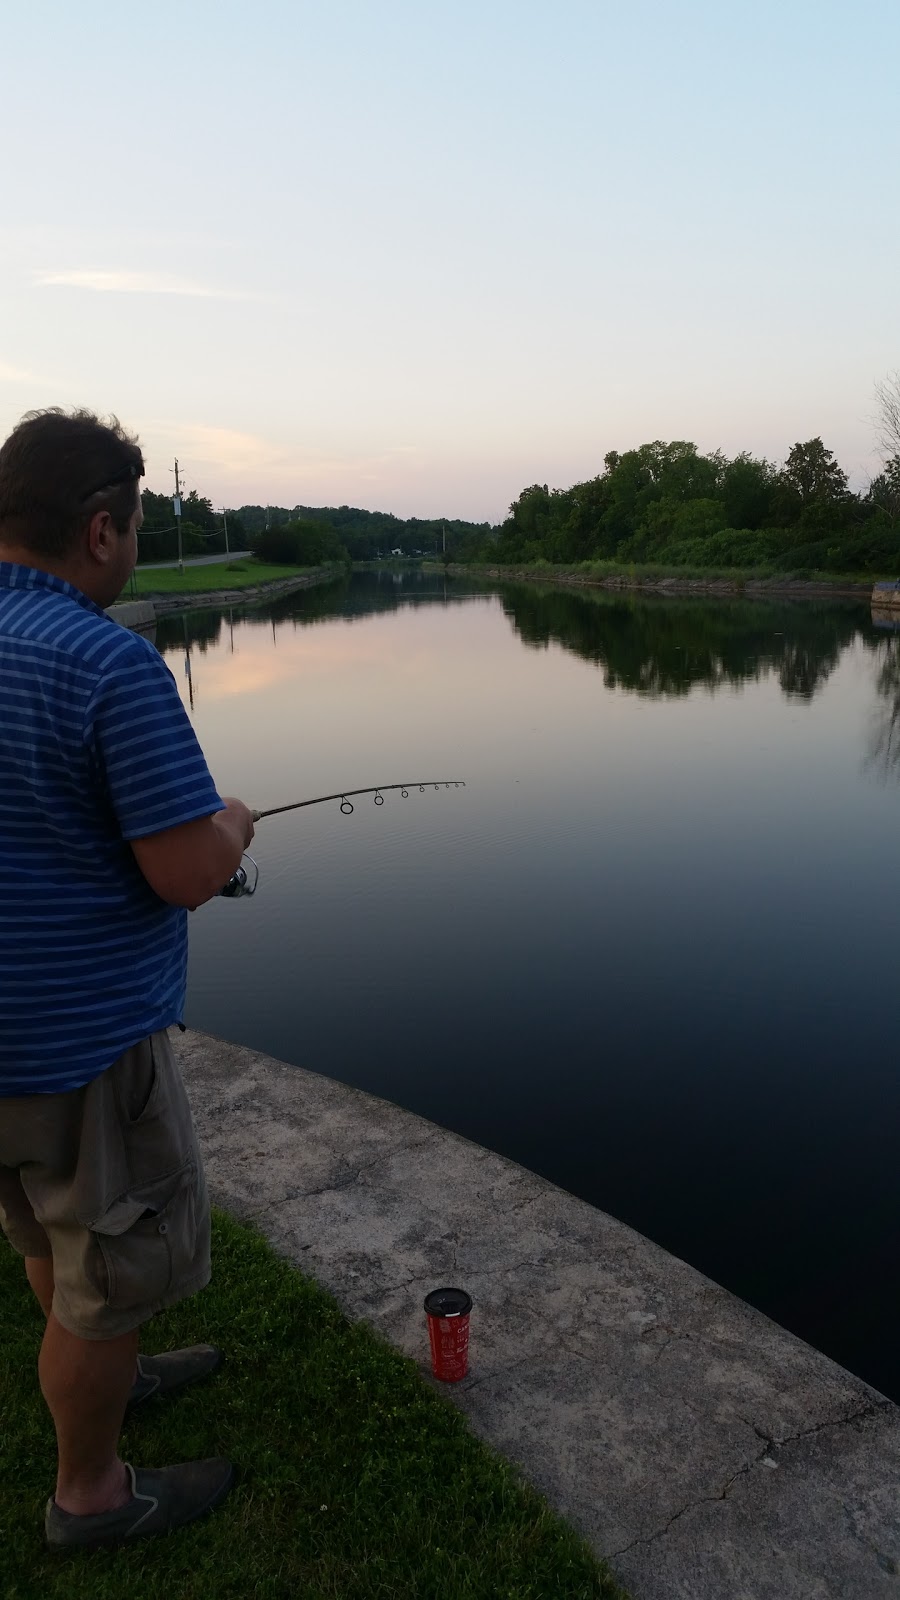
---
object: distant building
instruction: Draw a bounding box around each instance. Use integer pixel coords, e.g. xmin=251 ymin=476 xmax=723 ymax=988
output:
xmin=391 ymin=547 xmax=404 ymax=557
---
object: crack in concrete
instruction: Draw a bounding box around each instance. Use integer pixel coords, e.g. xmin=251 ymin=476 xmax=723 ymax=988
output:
xmin=377 ymin=1255 xmax=476 ymax=1299
xmin=737 ymin=1399 xmax=893 ymax=1457
xmin=492 ymin=1255 xmax=551 ymax=1277
xmin=246 ymin=1129 xmax=443 ymax=1214
xmin=609 ymin=1448 xmax=771 ymax=1559
xmin=640 ymin=1324 xmax=694 ymax=1363
xmin=555 ymin=1338 xmax=592 ymax=1365
xmin=610 ymin=1400 xmax=895 ymax=1560
xmin=379 ymin=1253 xmax=561 ymax=1299
xmin=374 ymin=1273 xmax=420 ymax=1298
xmin=456 ymin=1352 xmax=538 ymax=1394
xmin=489 ymin=1185 xmax=543 ymax=1220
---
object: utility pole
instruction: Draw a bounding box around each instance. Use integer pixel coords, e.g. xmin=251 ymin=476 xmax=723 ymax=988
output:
xmin=172 ymin=458 xmax=184 ymax=574
xmin=221 ymin=506 xmax=230 ymax=558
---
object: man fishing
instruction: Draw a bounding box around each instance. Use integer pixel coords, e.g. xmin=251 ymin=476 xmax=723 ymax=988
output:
xmin=0 ymin=408 xmax=255 ymax=1548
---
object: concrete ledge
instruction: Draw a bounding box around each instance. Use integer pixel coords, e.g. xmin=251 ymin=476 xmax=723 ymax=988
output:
xmin=176 ymin=1028 xmax=900 ymax=1599
xmin=145 ymin=567 xmax=344 ymax=615
xmin=105 ymin=599 xmax=156 ymax=629
xmin=436 ymin=563 xmax=875 ymax=600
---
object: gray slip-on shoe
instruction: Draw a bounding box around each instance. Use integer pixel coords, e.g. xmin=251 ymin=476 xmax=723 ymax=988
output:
xmin=128 ymin=1345 xmax=222 ymax=1409
xmin=45 ymin=1459 xmax=234 ymax=1550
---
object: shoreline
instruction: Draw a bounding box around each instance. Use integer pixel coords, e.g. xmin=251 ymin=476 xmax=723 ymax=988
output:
xmin=431 ymin=562 xmax=876 ymax=601
xmin=141 ymin=563 xmax=344 ymax=613
xmin=108 ymin=565 xmax=345 ymax=628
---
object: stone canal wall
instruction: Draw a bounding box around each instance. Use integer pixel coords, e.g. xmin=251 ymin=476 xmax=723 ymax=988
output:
xmin=175 ymin=1028 xmax=900 ymax=1600
xmin=106 ymin=565 xmax=345 ymax=629
xmin=105 ymin=599 xmax=156 ymax=630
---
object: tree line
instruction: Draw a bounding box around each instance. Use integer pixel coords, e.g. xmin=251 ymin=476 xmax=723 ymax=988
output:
xmin=138 ymin=441 xmax=899 ymax=573
xmin=137 ymin=488 xmax=238 ymax=563
xmin=137 ymin=367 xmax=900 ymax=576
xmin=137 ymin=489 xmax=491 ymax=566
xmin=491 ymin=437 xmax=900 ymax=575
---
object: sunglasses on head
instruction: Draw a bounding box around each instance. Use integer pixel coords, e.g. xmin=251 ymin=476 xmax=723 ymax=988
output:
xmin=80 ymin=461 xmax=143 ymax=502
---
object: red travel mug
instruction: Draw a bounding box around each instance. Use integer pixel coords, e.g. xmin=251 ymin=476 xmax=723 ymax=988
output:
xmin=424 ymin=1287 xmax=472 ymax=1382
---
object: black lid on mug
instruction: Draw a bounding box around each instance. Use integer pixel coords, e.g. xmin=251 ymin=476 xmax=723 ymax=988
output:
xmin=424 ymin=1287 xmax=472 ymax=1319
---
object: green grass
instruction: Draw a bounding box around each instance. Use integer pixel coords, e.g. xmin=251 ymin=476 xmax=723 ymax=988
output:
xmin=128 ymin=560 xmax=321 ymax=596
xmin=0 ymin=1211 xmax=626 ymax=1600
xmin=440 ymin=558 xmax=884 ymax=586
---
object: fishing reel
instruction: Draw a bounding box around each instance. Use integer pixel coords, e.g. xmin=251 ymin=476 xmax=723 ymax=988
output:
xmin=214 ymin=779 xmax=466 ymax=901
xmin=218 ymin=854 xmax=259 ymax=899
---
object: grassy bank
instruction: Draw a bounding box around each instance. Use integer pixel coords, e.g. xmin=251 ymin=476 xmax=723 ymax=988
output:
xmin=0 ymin=1210 xmax=625 ymax=1600
xmin=128 ymin=560 xmax=318 ymax=596
xmin=425 ymin=558 xmax=881 ymax=593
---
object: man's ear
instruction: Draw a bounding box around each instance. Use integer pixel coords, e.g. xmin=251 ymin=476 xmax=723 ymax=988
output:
xmin=86 ymin=509 xmax=116 ymax=565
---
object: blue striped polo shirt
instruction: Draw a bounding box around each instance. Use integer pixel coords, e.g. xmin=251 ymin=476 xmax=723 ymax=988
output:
xmin=0 ymin=563 xmax=224 ymax=1095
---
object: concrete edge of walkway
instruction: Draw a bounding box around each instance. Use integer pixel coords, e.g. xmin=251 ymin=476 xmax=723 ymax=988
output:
xmin=106 ymin=566 xmax=345 ymax=629
xmin=105 ymin=599 xmax=157 ymax=629
xmin=175 ymin=1028 xmax=900 ymax=1600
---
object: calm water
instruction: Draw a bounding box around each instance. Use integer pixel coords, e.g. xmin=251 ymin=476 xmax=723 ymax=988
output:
xmin=156 ymin=572 xmax=900 ymax=1399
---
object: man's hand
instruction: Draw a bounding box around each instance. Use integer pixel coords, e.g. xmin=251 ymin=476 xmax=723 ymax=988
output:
xmin=131 ymin=795 xmax=257 ymax=908
xmin=218 ymin=796 xmax=256 ymax=852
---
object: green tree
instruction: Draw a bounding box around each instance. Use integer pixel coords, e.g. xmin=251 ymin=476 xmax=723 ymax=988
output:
xmin=255 ymin=519 xmax=348 ymax=566
xmin=720 ymin=453 xmax=778 ymax=530
xmin=781 ymin=438 xmax=848 ymax=505
xmin=598 ymin=441 xmax=721 ymax=545
xmin=867 ymin=457 xmax=900 ymax=520
xmin=561 ymin=474 xmax=613 ymax=559
xmin=777 ymin=438 xmax=852 ymax=539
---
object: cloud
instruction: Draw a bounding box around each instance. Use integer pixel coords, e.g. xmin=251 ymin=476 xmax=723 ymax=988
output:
xmin=177 ymin=425 xmax=289 ymax=474
xmin=138 ymin=421 xmax=431 ymax=504
xmin=34 ymin=269 xmax=257 ymax=300
xmin=0 ymin=361 xmax=52 ymax=384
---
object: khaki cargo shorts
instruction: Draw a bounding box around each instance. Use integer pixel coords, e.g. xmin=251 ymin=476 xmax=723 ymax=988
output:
xmin=0 ymin=1030 xmax=210 ymax=1339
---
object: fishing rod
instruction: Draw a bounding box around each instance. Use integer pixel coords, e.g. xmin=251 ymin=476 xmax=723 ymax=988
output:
xmin=219 ymin=779 xmax=466 ymax=898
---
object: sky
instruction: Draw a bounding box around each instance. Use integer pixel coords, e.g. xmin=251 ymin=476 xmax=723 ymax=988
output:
xmin=1 ymin=0 xmax=898 ymax=522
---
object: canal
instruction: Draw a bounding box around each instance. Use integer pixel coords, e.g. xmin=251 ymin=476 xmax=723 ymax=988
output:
xmin=155 ymin=570 xmax=900 ymax=1400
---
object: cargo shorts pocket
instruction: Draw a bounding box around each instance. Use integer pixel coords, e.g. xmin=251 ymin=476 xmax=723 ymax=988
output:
xmin=70 ymin=1034 xmax=200 ymax=1235
xmin=113 ymin=1034 xmax=197 ymax=1188
xmin=87 ymin=1161 xmax=197 ymax=1315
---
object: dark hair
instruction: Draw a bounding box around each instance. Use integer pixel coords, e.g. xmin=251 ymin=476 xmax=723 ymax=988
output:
xmin=0 ymin=408 xmax=144 ymax=559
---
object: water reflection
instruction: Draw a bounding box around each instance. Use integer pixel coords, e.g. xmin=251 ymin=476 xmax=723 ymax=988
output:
xmin=496 ymin=583 xmax=870 ymax=700
xmin=157 ymin=570 xmax=880 ymax=706
xmin=154 ymin=569 xmax=480 ymax=662
xmin=160 ymin=570 xmax=900 ymax=1400
xmin=867 ymin=636 xmax=900 ymax=779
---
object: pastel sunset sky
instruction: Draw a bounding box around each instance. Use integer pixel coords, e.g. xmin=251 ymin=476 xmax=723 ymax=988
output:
xmin=2 ymin=0 xmax=898 ymax=520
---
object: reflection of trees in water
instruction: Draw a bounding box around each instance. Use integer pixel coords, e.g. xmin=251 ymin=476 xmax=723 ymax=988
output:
xmin=154 ymin=571 xmax=490 ymax=659
xmin=499 ymin=584 xmax=866 ymax=702
xmin=867 ymin=636 xmax=900 ymax=779
xmin=155 ymin=608 xmax=226 ymax=657
xmin=153 ymin=573 xmax=887 ymax=725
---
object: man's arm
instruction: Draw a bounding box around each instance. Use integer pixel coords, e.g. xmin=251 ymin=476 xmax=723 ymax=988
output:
xmin=130 ymin=797 xmax=256 ymax=908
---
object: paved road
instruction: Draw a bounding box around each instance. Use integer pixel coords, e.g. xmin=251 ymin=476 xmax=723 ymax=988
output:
xmin=139 ymin=550 xmax=252 ymax=571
